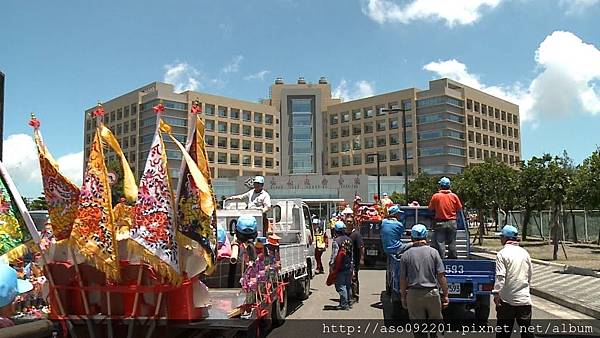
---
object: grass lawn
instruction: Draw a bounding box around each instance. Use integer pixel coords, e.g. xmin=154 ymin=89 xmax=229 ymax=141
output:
xmin=472 ymin=234 xmax=600 ymax=271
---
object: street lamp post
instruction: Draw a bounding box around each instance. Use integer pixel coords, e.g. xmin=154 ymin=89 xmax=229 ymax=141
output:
xmin=380 ymin=106 xmax=411 ymax=200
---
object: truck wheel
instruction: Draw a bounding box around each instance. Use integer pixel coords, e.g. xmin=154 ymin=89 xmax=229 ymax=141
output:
xmin=271 ymin=287 xmax=287 ymax=326
xmin=296 ymin=276 xmax=310 ymax=300
xmin=474 ymin=295 xmax=491 ymax=322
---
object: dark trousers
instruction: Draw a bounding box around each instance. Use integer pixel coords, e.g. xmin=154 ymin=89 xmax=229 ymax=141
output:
xmin=496 ymin=301 xmax=533 ymax=338
xmin=315 ymin=249 xmax=325 ymax=272
xmin=351 ymin=262 xmax=360 ymax=301
xmin=432 ymin=220 xmax=457 ymax=259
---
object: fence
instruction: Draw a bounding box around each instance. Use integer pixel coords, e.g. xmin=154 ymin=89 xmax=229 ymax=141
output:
xmin=502 ymin=210 xmax=600 ymax=243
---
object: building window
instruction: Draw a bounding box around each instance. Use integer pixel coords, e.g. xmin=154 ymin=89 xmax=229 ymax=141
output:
xmin=131 ymin=104 xmax=137 ymax=115
xmin=218 ymin=153 xmax=227 ymax=164
xmin=352 ymin=109 xmax=361 ymax=120
xmin=365 ymin=138 xmax=374 ymax=149
xmin=474 ymin=102 xmax=480 ymax=113
xmin=231 ymin=123 xmax=240 ymax=134
xmin=364 ymin=123 xmax=373 ymax=133
xmin=242 ymin=155 xmax=251 ymax=165
xmin=205 ymin=104 xmax=215 ymax=116
xmin=218 ymin=122 xmax=227 ymax=133
xmin=515 ymin=143 xmax=520 ymax=152
xmin=342 ymin=155 xmax=350 ymax=166
xmin=265 ymin=129 xmax=274 ymax=139
xmin=242 ymin=140 xmax=251 ymax=151
xmin=330 ymin=114 xmax=338 ymax=125
xmin=389 ymin=119 xmax=399 ymax=129
xmin=265 ymin=114 xmax=273 ymax=125
xmin=254 ymin=127 xmax=263 ymax=138
xmin=483 ymin=135 xmax=489 ymax=146
xmin=254 ymin=112 xmax=263 ymax=124
xmin=231 ymin=108 xmax=240 ymax=119
xmin=468 ymin=131 xmax=474 ymax=142
xmin=116 ymin=124 xmax=122 ymax=135
xmin=131 ymin=120 xmax=137 ymax=130
xmin=162 ymin=116 xmax=186 ymax=127
xmin=242 ymin=110 xmax=251 ymax=121
xmin=390 ymin=150 xmax=400 ymax=161
xmin=469 ymin=147 xmax=475 ymax=158
xmin=117 ymin=109 xmax=122 ymax=120
xmin=363 ymin=107 xmax=374 ymax=119
xmin=514 ymin=129 xmax=519 ymax=138
xmin=376 ymin=105 xmax=385 ymax=116
xmin=476 ymin=133 xmax=481 ymax=144
xmin=123 ymin=121 xmax=129 ymax=133
xmin=130 ymin=135 xmax=136 ymax=146
xmin=353 ymin=155 xmax=362 ymax=165
xmin=330 ymin=129 xmax=338 ymax=139
xmin=205 ymin=119 xmax=215 ymax=131
xmin=352 ymin=138 xmax=361 ymax=150
xmin=341 ymin=126 xmax=349 ymax=137
xmin=341 ymin=111 xmax=350 ymax=123
xmin=208 ymin=151 xmax=215 ymax=163
xmin=266 ymin=158 xmax=274 ymax=168
xmin=467 ymin=99 xmax=473 ymax=110
xmin=205 ymin=135 xmax=215 ymax=146
xmin=378 ymin=151 xmax=387 ymax=162
xmin=230 ymin=154 xmax=239 ymax=165
xmin=495 ymin=108 xmax=500 ymax=119
xmin=331 ymin=157 xmax=339 ymax=168
xmin=254 ymin=142 xmax=263 ymax=153
xmin=217 ymin=106 xmax=227 ymax=118
xmin=242 ymin=125 xmax=251 ymax=136
xmin=218 ymin=137 xmax=227 ymax=149
xmin=390 ymin=134 xmax=399 ymax=145
xmin=266 ymin=143 xmax=274 ymax=153
xmin=254 ymin=157 xmax=263 ymax=167
xmin=377 ymin=136 xmax=386 ymax=147
xmin=341 ymin=141 xmax=350 ymax=152
xmin=331 ymin=143 xmax=339 ymax=153
xmin=352 ymin=125 xmax=361 ymax=135
xmin=376 ymin=120 xmax=386 ymax=132
xmin=230 ymin=139 xmax=239 ymax=149
xmin=416 ymin=96 xmax=464 ymax=108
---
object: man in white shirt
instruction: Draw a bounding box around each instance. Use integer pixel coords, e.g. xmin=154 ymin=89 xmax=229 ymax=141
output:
xmin=492 ymin=225 xmax=533 ymax=338
xmin=226 ymin=176 xmax=272 ymax=234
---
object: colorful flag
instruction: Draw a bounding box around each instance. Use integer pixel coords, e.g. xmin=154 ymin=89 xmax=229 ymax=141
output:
xmin=29 ymin=115 xmax=80 ymax=242
xmin=70 ymin=131 xmax=120 ymax=280
xmin=129 ymin=120 xmax=181 ymax=284
xmin=0 ymin=162 xmax=39 ymax=261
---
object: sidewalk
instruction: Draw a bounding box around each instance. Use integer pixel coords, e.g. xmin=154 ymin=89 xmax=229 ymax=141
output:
xmin=472 ymin=249 xmax=600 ymax=319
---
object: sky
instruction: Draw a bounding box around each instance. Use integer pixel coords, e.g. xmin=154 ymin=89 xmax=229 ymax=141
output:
xmin=1 ymin=0 xmax=600 ymax=197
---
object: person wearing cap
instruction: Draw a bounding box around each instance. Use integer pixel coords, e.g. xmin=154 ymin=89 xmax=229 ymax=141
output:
xmin=227 ymin=176 xmax=272 ymax=233
xmin=345 ymin=217 xmax=364 ymax=303
xmin=381 ymin=205 xmax=411 ymax=256
xmin=313 ymin=218 xmax=328 ymax=274
xmin=493 ymin=225 xmax=533 ymax=338
xmin=428 ymin=176 xmax=463 ymax=259
xmin=380 ymin=192 xmax=393 ymax=208
xmin=400 ymin=224 xmax=448 ymax=335
xmin=0 ymin=263 xmax=33 ymax=328
xmin=329 ymin=221 xmax=354 ymax=310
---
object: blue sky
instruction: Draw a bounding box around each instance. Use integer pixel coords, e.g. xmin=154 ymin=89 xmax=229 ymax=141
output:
xmin=1 ymin=0 xmax=600 ymax=196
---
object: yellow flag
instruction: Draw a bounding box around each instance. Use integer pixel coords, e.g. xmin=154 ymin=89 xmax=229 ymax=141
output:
xmin=100 ymin=125 xmax=138 ymax=201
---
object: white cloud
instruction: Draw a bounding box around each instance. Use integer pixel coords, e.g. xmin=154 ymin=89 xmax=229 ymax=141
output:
xmin=2 ymin=134 xmax=83 ymax=198
xmin=423 ymin=31 xmax=600 ymax=123
xmin=333 ymin=79 xmax=376 ymax=102
xmin=361 ymin=0 xmax=502 ymax=26
xmin=221 ymin=55 xmax=244 ymax=74
xmin=244 ymin=70 xmax=271 ymax=81
xmin=560 ymin=0 xmax=600 ymax=14
xmin=163 ymin=62 xmax=201 ymax=92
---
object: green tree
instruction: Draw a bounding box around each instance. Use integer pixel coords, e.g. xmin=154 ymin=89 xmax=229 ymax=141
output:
xmin=517 ymin=155 xmax=552 ymax=241
xmin=29 ymin=194 xmax=48 ymax=210
xmin=576 ymin=148 xmax=600 ymax=242
xmin=389 ymin=191 xmax=406 ymax=205
xmin=545 ymin=154 xmax=572 ymax=260
xmin=407 ymin=173 xmax=438 ymax=206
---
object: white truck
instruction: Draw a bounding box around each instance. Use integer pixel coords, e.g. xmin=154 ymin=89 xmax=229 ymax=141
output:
xmin=186 ymin=198 xmax=316 ymax=336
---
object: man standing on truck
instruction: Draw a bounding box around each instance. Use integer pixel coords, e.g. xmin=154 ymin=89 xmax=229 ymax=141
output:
xmin=226 ymin=176 xmax=272 ymax=232
xmin=380 ymin=192 xmax=393 ymax=208
xmin=428 ymin=177 xmax=463 ymax=259
xmin=329 ymin=221 xmax=354 ymax=310
xmin=381 ymin=205 xmax=410 ymax=256
xmin=345 ymin=217 xmax=364 ymax=304
xmin=400 ymin=224 xmax=449 ymax=337
xmin=493 ymin=225 xmax=533 ymax=338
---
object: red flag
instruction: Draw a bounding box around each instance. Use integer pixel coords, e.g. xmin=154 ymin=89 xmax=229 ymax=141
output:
xmin=92 ymin=103 xmax=105 ymax=117
xmin=153 ymin=101 xmax=165 ymax=113
xmin=28 ymin=115 xmax=40 ymax=129
xmin=191 ymin=100 xmax=202 ymax=114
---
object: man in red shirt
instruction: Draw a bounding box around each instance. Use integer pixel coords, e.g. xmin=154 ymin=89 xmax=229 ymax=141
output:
xmin=428 ymin=177 xmax=463 ymax=259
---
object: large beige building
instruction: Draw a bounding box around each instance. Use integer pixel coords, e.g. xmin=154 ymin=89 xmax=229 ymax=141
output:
xmin=84 ymin=77 xmax=521 ymax=201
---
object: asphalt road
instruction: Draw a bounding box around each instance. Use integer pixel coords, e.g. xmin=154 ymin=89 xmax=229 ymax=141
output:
xmin=270 ymin=251 xmax=597 ymax=338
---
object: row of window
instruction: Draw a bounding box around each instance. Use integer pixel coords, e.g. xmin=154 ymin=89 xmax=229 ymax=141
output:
xmin=416 ymin=96 xmax=464 ymax=108
xmin=329 ymin=118 xmax=414 ymax=139
xmin=205 ymin=135 xmax=277 ymax=153
xmin=141 ymin=100 xmax=187 ymax=112
xmin=467 ymin=115 xmax=519 ymax=138
xmin=466 ymin=99 xmax=519 ymax=126
xmin=206 ymin=152 xmax=276 ymax=168
xmin=468 ymin=147 xmax=520 ymax=164
xmin=418 ymin=129 xmax=465 ymax=141
xmin=330 ymin=149 xmax=414 ymax=167
xmin=418 ymin=146 xmax=466 ymax=157
xmin=417 ymin=112 xmax=464 ymax=124
xmin=203 ymin=104 xmax=274 ymax=125
xmin=467 ymin=132 xmax=520 ymax=152
xmin=204 ymin=120 xmax=276 ymax=139
xmin=420 ymin=165 xmax=463 ymax=175
xmin=329 ymin=100 xmax=412 ymax=125
xmin=329 ymin=133 xmax=414 ymax=153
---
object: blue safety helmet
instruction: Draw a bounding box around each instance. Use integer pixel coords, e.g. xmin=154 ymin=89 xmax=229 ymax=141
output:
xmin=388 ymin=205 xmax=403 ymax=216
xmin=411 ymin=224 xmax=428 ymax=239
xmin=253 ymin=176 xmax=265 ymax=184
xmin=334 ymin=221 xmax=346 ymax=232
xmin=0 ymin=263 xmax=33 ymax=308
xmin=501 ymin=225 xmax=519 ymax=239
xmin=236 ymin=215 xmax=258 ymax=235
xmin=439 ymin=177 xmax=451 ymax=189
xmin=217 ymin=225 xmax=227 ymax=245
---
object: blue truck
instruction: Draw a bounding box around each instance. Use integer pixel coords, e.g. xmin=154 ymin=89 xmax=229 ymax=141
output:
xmin=383 ymin=206 xmax=495 ymax=321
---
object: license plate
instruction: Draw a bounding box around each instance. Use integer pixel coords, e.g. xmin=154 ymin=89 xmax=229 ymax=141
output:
xmin=366 ymin=249 xmax=378 ymax=256
xmin=448 ymin=283 xmax=461 ymax=295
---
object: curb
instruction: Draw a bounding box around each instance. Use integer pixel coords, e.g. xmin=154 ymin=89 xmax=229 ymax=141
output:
xmin=472 ymin=246 xmax=577 ymax=269
xmin=530 ymin=288 xmax=600 ymax=319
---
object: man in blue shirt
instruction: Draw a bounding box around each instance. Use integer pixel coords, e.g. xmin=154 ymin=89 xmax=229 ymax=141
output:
xmin=329 ymin=221 xmax=354 ymax=310
xmin=381 ymin=205 xmax=411 ymax=256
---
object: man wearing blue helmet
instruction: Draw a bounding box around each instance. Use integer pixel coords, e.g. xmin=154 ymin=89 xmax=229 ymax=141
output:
xmin=328 ymin=221 xmax=354 ymax=310
xmin=381 ymin=205 xmax=410 ymax=256
xmin=428 ymin=176 xmax=463 ymax=259
xmin=400 ymin=224 xmax=448 ymax=328
xmin=0 ymin=263 xmax=33 ymax=328
xmin=493 ymin=225 xmax=533 ymax=338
